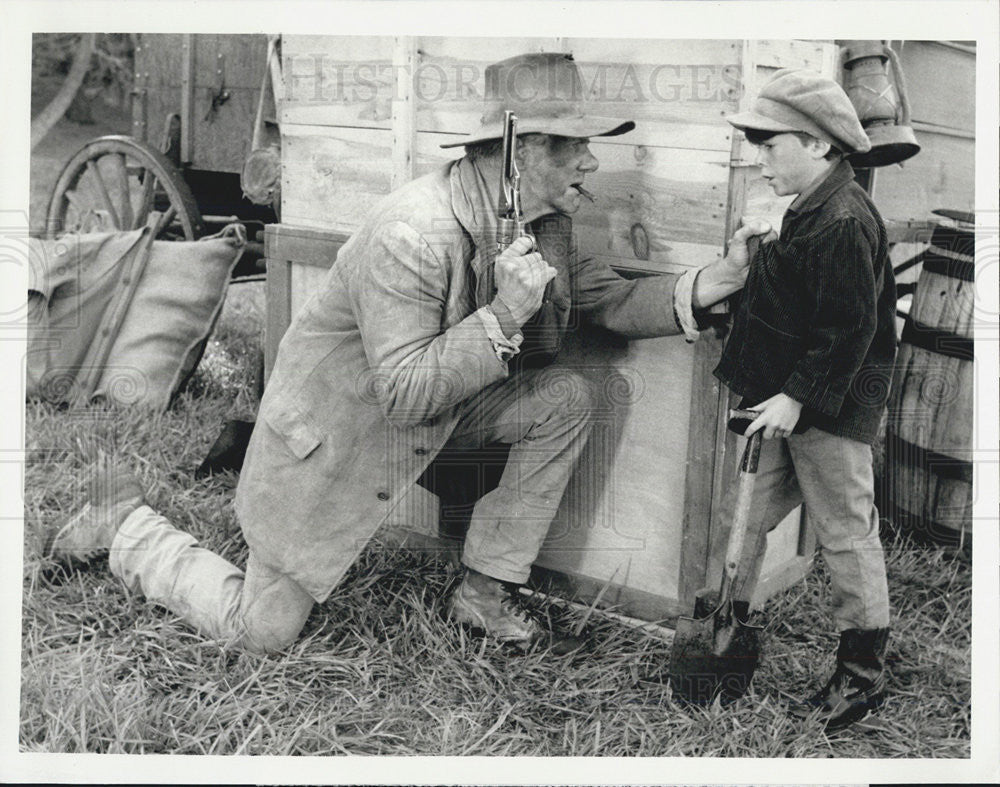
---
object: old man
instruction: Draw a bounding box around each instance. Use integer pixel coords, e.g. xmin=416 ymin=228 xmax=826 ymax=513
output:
xmin=49 ymin=53 xmax=769 ymax=655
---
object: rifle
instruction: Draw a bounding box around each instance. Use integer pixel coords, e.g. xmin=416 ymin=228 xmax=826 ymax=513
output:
xmin=496 ymin=110 xmax=523 ymax=253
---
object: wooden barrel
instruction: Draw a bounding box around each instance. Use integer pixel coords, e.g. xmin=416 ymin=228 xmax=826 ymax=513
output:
xmin=885 ymin=225 xmax=975 ymax=551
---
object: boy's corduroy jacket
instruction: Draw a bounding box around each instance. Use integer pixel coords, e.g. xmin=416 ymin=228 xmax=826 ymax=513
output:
xmin=714 ymin=160 xmax=897 ymax=444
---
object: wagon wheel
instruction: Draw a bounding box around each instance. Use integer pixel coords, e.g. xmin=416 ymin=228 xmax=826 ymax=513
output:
xmin=45 ymin=135 xmax=204 ymax=241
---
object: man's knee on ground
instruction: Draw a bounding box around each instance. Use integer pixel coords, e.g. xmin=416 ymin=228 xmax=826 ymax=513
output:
xmin=241 ymin=610 xmax=311 ymax=654
xmin=238 ymin=561 xmax=315 ymax=655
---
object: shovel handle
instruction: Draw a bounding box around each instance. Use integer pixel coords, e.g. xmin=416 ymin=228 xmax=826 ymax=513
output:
xmin=722 ymin=429 xmax=763 ymax=582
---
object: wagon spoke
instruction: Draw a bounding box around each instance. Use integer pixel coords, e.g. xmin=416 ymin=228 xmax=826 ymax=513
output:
xmin=63 ymin=190 xmax=105 ymax=233
xmin=85 ymin=159 xmax=121 ymax=229
xmin=63 ymin=189 xmax=87 ymax=232
xmin=107 ymin=153 xmax=134 ymax=230
xmin=153 ymin=205 xmax=178 ymax=239
xmin=135 ymin=169 xmax=158 ymax=230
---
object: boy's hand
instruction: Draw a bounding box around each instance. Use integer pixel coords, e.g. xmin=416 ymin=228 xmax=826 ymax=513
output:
xmin=746 ymin=393 xmax=803 ymax=439
xmin=722 ymin=217 xmax=778 ymax=277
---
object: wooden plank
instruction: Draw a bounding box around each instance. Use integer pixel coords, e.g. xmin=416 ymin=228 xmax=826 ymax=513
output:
xmin=281 ymin=124 xmax=732 ymax=259
xmin=282 ymin=35 xmax=738 ymax=152
xmin=419 ymin=37 xmax=739 ymax=151
xmin=895 ymin=40 xmax=976 ymax=133
xmin=180 ymin=34 xmax=195 ymax=164
xmin=531 ymin=563 xmax=687 ymax=623
xmin=752 ymin=556 xmax=811 ymax=609
xmin=700 ymin=40 xmax=816 ymax=606
xmin=263 ymin=252 xmax=290 ymax=384
xmin=136 ymin=33 xmax=186 ymax=90
xmin=391 ymin=37 xmax=417 ymax=189
xmin=676 ymin=36 xmax=757 ymax=606
xmin=383 ymin=485 xmax=441 ymax=542
xmin=535 ymin=324 xmax=695 ymax=603
xmin=677 ymin=327 xmax=726 ymax=607
xmin=279 ymin=125 xmax=445 ymax=231
xmin=192 ymin=34 xmax=267 ymax=91
xmin=264 ymin=225 xmax=350 ymax=381
xmin=698 ymin=150 xmax=754 ymax=605
xmin=192 ymin=87 xmax=259 ymax=173
xmin=267 ymin=224 xmax=351 ymax=267
xmin=281 ymin=35 xmax=395 ymax=127
xmin=730 ymin=40 xmax=838 ymax=168
xmin=755 ymin=39 xmax=837 ymax=71
xmin=573 ymin=142 xmax=730 ymax=256
xmin=871 ymin=130 xmax=975 ymax=221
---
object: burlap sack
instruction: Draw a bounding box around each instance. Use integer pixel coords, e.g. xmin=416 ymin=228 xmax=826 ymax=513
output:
xmin=27 ymin=223 xmax=245 ymax=410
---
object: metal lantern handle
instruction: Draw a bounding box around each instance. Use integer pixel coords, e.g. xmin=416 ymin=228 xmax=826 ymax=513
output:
xmin=883 ymin=44 xmax=913 ymax=127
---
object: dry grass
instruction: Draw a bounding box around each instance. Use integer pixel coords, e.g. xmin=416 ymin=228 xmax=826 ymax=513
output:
xmin=20 ymin=281 xmax=972 ymax=757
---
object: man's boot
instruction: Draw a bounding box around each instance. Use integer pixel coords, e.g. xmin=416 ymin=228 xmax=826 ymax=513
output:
xmin=45 ymin=466 xmax=145 ymax=564
xmin=447 ymin=569 xmax=583 ymax=656
xmin=792 ymin=627 xmax=890 ymax=732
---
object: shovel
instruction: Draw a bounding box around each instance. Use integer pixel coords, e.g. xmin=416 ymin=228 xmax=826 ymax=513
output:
xmin=668 ymin=409 xmax=765 ymax=705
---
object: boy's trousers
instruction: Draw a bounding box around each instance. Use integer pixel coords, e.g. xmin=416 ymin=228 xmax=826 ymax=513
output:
xmin=705 ymin=426 xmax=891 ymax=631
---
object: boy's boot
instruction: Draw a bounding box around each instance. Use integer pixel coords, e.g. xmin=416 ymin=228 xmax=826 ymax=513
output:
xmin=792 ymin=627 xmax=890 ymax=731
xmin=45 ymin=466 xmax=145 ymax=564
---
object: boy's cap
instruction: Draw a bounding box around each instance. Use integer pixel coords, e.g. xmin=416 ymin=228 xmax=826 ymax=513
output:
xmin=726 ymin=68 xmax=871 ymax=154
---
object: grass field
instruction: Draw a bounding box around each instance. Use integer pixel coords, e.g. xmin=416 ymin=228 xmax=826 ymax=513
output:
xmin=20 ymin=275 xmax=972 ymax=757
xmin=21 ymin=113 xmax=972 ymax=758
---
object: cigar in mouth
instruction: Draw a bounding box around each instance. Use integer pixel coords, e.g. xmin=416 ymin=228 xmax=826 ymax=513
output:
xmin=574 ymin=184 xmax=595 ymax=202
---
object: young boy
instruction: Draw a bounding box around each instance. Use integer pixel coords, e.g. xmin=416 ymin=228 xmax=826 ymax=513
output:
xmin=708 ymin=69 xmax=898 ymax=731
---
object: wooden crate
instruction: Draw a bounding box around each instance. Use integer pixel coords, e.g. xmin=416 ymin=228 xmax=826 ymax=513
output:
xmin=264 ymin=36 xmax=849 ymax=621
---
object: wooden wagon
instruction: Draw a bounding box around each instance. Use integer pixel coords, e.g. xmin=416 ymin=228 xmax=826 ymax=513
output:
xmin=44 ymin=33 xmax=281 ymax=278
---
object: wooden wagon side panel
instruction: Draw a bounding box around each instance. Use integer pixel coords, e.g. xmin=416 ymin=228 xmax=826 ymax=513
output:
xmin=133 ymin=34 xmax=186 ymax=148
xmin=534 ymin=327 xmax=696 ymax=618
xmin=189 ymin=34 xmax=269 ymax=174
xmin=134 ymin=34 xmax=268 ymax=174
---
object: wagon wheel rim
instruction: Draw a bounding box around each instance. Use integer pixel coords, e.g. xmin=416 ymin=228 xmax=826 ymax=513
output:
xmin=44 ymin=135 xmax=204 ymax=241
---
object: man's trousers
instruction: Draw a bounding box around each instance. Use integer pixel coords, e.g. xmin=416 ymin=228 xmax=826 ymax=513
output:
xmin=107 ymin=366 xmax=595 ymax=652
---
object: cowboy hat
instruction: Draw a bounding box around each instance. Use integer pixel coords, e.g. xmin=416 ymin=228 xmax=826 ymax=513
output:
xmin=439 ymin=52 xmax=635 ymax=148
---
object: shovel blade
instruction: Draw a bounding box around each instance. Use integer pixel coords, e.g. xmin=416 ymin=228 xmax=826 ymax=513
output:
xmin=668 ymin=600 xmax=763 ymax=705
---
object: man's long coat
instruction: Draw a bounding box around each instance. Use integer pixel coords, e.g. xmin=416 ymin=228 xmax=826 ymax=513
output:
xmin=235 ymin=156 xmax=688 ymax=601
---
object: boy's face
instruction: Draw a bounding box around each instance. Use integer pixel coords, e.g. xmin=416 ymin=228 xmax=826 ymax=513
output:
xmin=753 ymin=132 xmax=827 ymax=197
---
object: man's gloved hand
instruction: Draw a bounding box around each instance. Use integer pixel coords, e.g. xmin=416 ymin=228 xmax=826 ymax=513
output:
xmin=494 ymin=236 xmax=557 ymax=326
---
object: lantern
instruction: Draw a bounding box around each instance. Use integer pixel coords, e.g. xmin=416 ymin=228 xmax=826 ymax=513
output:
xmin=842 ymin=41 xmax=921 ymax=168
